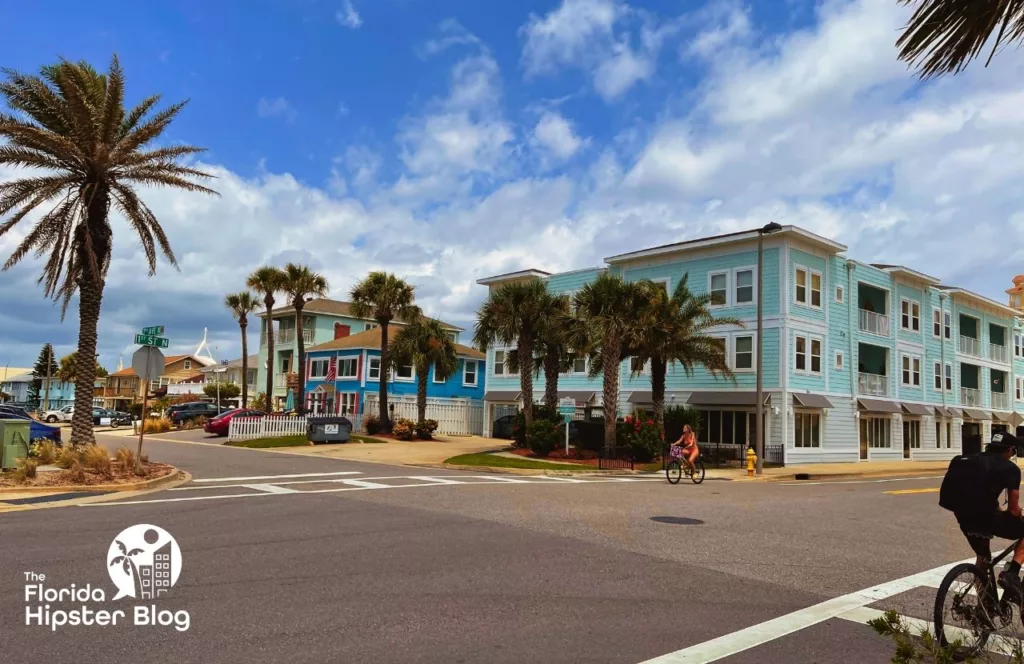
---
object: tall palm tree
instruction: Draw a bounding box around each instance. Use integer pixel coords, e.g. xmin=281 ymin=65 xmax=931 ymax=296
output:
xmin=282 ymin=263 xmax=329 ymax=415
xmin=391 ymin=318 xmax=459 ymax=423
xmin=247 ymin=266 xmax=286 ymax=411
xmin=56 ymin=351 xmax=106 ymax=384
xmin=506 ymin=292 xmax=572 ymax=409
xmin=224 ymin=291 xmax=260 ymax=407
xmin=0 ymin=56 xmax=215 ymax=445
xmin=474 ymin=279 xmax=552 ymax=430
xmin=630 ymin=276 xmax=740 ymax=438
xmin=350 ymin=272 xmax=421 ymax=431
xmin=562 ymin=272 xmax=650 ymax=453
xmin=897 ymin=0 xmax=1024 ymax=78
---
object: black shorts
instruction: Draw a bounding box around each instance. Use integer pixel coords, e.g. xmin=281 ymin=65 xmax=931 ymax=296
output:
xmin=960 ymin=512 xmax=1024 ymax=559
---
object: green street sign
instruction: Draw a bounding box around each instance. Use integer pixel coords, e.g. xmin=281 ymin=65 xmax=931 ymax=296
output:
xmin=135 ymin=334 xmax=170 ymax=349
xmin=141 ymin=325 xmax=164 ymax=336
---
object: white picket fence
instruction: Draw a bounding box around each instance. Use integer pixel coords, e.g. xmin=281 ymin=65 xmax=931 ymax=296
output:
xmin=364 ymin=394 xmax=484 ymax=436
xmin=228 ymin=416 xmax=308 ymax=442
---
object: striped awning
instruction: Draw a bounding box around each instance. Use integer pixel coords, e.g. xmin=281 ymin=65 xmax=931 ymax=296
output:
xmin=900 ymin=403 xmax=932 ymax=416
xmin=792 ymin=393 xmax=834 ymax=409
xmin=857 ymin=398 xmax=901 ymax=414
xmin=484 ymin=391 xmax=521 ymax=402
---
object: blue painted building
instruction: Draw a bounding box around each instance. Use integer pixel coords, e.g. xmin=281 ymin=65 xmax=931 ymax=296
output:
xmin=302 ymin=327 xmax=486 ymax=415
xmin=478 ymin=225 xmax=1024 ymax=464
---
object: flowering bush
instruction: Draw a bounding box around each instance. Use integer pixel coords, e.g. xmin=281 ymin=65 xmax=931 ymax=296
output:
xmin=392 ymin=418 xmax=416 ymax=441
xmin=620 ymin=415 xmax=663 ymax=462
xmin=28 ymin=440 xmax=58 ymax=465
xmin=415 ymin=419 xmax=439 ymax=440
xmin=526 ymin=419 xmax=563 ymax=457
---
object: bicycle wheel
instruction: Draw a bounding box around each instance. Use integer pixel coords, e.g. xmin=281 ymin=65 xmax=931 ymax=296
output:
xmin=690 ymin=460 xmax=706 ymax=485
xmin=666 ymin=460 xmax=682 ymax=484
xmin=934 ymin=563 xmax=993 ymax=658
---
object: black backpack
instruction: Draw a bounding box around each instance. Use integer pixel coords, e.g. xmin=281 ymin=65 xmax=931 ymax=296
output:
xmin=939 ymin=453 xmax=995 ymax=521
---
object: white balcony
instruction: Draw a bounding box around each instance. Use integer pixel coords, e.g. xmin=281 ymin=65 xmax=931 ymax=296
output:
xmin=992 ymin=391 xmax=1010 ymax=411
xmin=859 ymin=310 xmax=889 ymax=337
xmin=959 ymin=335 xmax=981 ymax=358
xmin=961 ymin=387 xmax=982 ymax=407
xmin=858 ymin=372 xmax=888 ymax=397
xmin=274 ymin=374 xmax=288 ymax=387
xmin=990 ymin=343 xmax=1010 ymax=364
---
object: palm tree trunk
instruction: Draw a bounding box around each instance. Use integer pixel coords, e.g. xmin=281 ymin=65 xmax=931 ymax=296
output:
xmin=543 ymin=348 xmax=559 ymax=409
xmin=70 ymin=276 xmax=102 ymax=446
xmin=602 ymin=335 xmax=621 ymax=455
xmin=239 ymin=316 xmax=249 ymax=408
xmin=379 ymin=321 xmax=391 ymax=432
xmin=295 ymin=302 xmax=306 ymax=415
xmin=651 ymin=357 xmax=667 ymax=442
xmin=417 ymin=370 xmax=427 ymax=423
xmin=264 ymin=297 xmax=275 ymax=411
xmin=518 ymin=340 xmax=535 ymax=429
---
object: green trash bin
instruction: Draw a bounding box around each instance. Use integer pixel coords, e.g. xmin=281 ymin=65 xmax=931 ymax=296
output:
xmin=0 ymin=419 xmax=31 ymax=470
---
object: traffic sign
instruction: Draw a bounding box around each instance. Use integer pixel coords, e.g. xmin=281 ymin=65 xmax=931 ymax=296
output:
xmin=558 ymin=397 xmax=576 ymax=417
xmin=135 ymin=334 xmax=170 ymax=349
xmin=131 ymin=346 xmax=165 ymax=382
xmin=141 ymin=325 xmax=164 ymax=336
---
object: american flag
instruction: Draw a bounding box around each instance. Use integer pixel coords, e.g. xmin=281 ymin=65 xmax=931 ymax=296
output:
xmin=324 ymin=356 xmax=337 ymax=382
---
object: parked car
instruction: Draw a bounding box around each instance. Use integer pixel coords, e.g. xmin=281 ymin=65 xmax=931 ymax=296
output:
xmin=204 ymin=409 xmax=265 ymax=437
xmin=492 ymin=415 xmax=516 ymax=439
xmin=0 ymin=405 xmax=31 ymax=419
xmin=166 ymin=401 xmax=208 ymax=418
xmin=170 ymin=402 xmax=221 ymax=427
xmin=92 ymin=408 xmax=115 ymax=426
xmin=42 ymin=405 xmax=74 ymax=423
xmin=0 ymin=409 xmax=61 ymax=443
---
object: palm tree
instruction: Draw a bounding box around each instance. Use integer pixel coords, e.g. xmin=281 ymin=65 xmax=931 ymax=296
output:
xmin=897 ymin=1 xmax=1024 ymax=78
xmin=391 ymin=318 xmax=459 ymax=423
xmin=0 ymin=57 xmax=216 ymax=445
xmin=505 ymin=292 xmax=572 ymax=410
xmin=109 ymin=538 xmax=143 ymax=598
xmin=247 ymin=266 xmax=286 ymax=411
xmin=224 ymin=291 xmax=260 ymax=407
xmin=474 ymin=279 xmax=552 ymax=430
xmin=281 ymin=263 xmax=329 ymax=415
xmin=350 ymin=272 xmax=422 ymax=431
xmin=562 ymin=272 xmax=650 ymax=453
xmin=630 ymin=276 xmax=740 ymax=439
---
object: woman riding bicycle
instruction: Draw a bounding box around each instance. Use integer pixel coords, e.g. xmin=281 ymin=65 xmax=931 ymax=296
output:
xmin=671 ymin=425 xmax=699 ymax=473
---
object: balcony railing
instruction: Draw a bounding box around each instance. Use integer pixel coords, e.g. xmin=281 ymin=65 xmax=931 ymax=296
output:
xmin=990 ymin=343 xmax=1010 ymax=364
xmin=259 ymin=328 xmax=314 ymax=346
xmin=859 ymin=310 xmax=889 ymax=337
xmin=992 ymin=391 xmax=1011 ymax=411
xmin=961 ymin=387 xmax=982 ymax=407
xmin=858 ymin=372 xmax=888 ymax=397
xmin=274 ymin=374 xmax=288 ymax=387
xmin=959 ymin=335 xmax=982 ymax=358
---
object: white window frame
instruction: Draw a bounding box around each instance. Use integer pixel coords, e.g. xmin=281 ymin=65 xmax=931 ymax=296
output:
xmin=309 ymin=358 xmax=330 ymax=380
xmin=1016 ymin=376 xmax=1024 ymax=402
xmin=795 ymin=335 xmax=808 ymax=373
xmin=835 ymin=285 xmax=844 ymax=304
xmin=648 ymin=277 xmax=671 ymax=296
xmin=433 ymin=361 xmax=447 ymax=384
xmin=493 ymin=349 xmax=507 ymax=376
xmin=794 ymin=267 xmax=808 ymax=305
xmin=904 ymin=419 xmax=921 ymax=449
xmin=810 ymin=270 xmax=822 ymax=309
xmin=630 ymin=356 xmax=651 ymax=375
xmin=810 ymin=338 xmax=822 ymax=375
xmin=393 ymin=363 xmax=414 ymax=382
xmin=367 ymin=357 xmax=381 ymax=382
xmin=862 ymin=416 xmax=892 ymax=449
xmin=944 ymin=312 xmax=952 ymax=339
xmin=567 ymin=353 xmax=588 ymax=376
xmin=733 ymin=267 xmax=755 ymax=306
xmin=708 ymin=271 xmax=729 ymax=308
xmin=733 ymin=334 xmax=755 ymax=372
xmin=183 ymin=359 xmax=192 ymax=370
xmin=794 ymin=334 xmax=821 ymax=375
xmin=364 ymin=323 xmax=378 ymax=331
xmin=339 ymin=392 xmax=358 ymax=415
xmin=1016 ymin=333 xmax=1023 ymax=358
xmin=900 ymin=298 xmax=920 ymax=332
xmin=945 ymin=362 xmax=953 ymax=391
xmin=934 ymin=361 xmax=943 ymax=391
xmin=337 ymin=357 xmax=358 ymax=380
xmin=901 ymin=353 xmax=921 ymax=387
xmin=835 ymin=351 xmax=844 ymax=371
xmin=463 ymin=360 xmax=478 ymax=387
xmin=933 ymin=308 xmax=941 ymax=338
xmin=794 ymin=411 xmax=820 ymax=448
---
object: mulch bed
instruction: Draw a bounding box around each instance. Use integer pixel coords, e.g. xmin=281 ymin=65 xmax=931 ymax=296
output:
xmin=0 ymin=462 xmax=175 ymax=489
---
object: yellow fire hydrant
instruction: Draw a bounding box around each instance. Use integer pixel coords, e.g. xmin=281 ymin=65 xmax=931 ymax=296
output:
xmin=746 ymin=448 xmax=757 ymax=478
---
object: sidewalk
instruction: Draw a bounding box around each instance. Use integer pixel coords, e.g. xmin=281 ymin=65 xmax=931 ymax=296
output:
xmin=270 ymin=435 xmax=503 ymax=466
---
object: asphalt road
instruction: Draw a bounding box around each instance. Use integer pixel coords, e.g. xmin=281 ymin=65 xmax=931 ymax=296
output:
xmin=0 ymin=434 xmax=979 ymax=663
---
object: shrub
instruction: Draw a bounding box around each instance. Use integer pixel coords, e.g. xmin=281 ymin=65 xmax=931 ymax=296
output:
xmin=664 ymin=406 xmax=701 ymax=444
xmin=514 ymin=404 xmax=559 ymax=448
xmin=392 ymin=418 xmax=415 ymax=441
xmin=126 ymin=403 xmax=144 ymax=418
xmin=180 ymin=415 xmax=208 ymax=431
xmin=115 ymin=447 xmax=137 ymax=469
xmin=364 ymin=414 xmax=381 ymax=435
xmin=526 ymin=419 xmax=562 ymax=457
xmin=34 ymin=440 xmax=58 ymax=465
xmin=574 ymin=420 xmax=605 ymax=453
xmin=67 ymin=460 xmax=86 ymax=483
xmin=56 ymin=445 xmax=83 ymax=469
xmin=250 ymin=392 xmax=267 ymax=411
xmin=82 ymin=445 xmax=113 ymax=478
xmin=620 ymin=415 xmax=663 ymax=462
xmin=14 ymin=457 xmax=38 ymax=482
xmin=415 ymin=419 xmax=439 ymax=440
xmin=143 ymin=417 xmax=172 ymax=434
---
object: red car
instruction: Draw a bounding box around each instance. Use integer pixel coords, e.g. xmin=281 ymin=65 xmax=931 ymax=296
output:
xmin=204 ymin=409 xmax=265 ymax=437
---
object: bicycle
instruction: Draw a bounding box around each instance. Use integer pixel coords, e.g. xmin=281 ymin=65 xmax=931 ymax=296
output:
xmin=933 ymin=537 xmax=1024 ymax=659
xmin=665 ymin=449 xmax=705 ymax=485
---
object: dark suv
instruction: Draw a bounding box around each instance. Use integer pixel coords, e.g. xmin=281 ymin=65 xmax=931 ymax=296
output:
xmin=170 ymin=402 xmax=221 ymax=426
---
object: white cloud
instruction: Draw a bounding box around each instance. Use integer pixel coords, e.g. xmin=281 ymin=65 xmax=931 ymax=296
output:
xmin=520 ymin=0 xmax=624 ymax=75
xmin=336 ymin=1 xmax=362 ymax=29
xmin=336 ymin=102 xmax=350 ymax=118
xmin=686 ymin=3 xmax=751 ymax=58
xmin=421 ymin=18 xmax=481 ymax=57
xmin=256 ymin=97 xmax=298 ymax=123
xmin=531 ymin=111 xmax=588 ymax=160
xmin=593 ymin=41 xmax=653 ymax=100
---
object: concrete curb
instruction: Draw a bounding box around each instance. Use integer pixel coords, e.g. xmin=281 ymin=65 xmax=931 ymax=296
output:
xmin=0 ymin=468 xmax=190 ymax=512
xmin=433 ymin=462 xmax=662 ymax=478
xmin=760 ymin=469 xmax=946 ymax=483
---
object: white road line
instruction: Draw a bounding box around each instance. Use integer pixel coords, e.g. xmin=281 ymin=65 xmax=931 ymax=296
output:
xmin=242 ymin=483 xmax=299 ymax=494
xmin=170 ymin=474 xmax=473 ymax=491
xmin=339 ymin=479 xmax=392 ymax=489
xmin=839 ymin=606 xmax=1024 ymax=656
xmin=406 ymin=476 xmax=465 ymax=485
xmin=190 ymin=470 xmax=363 ymax=483
xmin=531 ymin=476 xmax=587 ymax=483
xmin=779 ymin=476 xmax=944 ymax=486
xmin=639 ymin=559 xmax=971 ymax=663
xmin=89 ymin=492 xmax=272 ymax=506
xmin=475 ymin=476 xmax=533 ymax=483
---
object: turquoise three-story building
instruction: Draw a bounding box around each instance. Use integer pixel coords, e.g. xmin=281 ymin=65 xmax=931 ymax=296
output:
xmin=478 ymin=225 xmax=1024 ymax=464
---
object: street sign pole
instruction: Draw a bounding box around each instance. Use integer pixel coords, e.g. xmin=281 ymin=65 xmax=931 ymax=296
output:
xmin=558 ymin=397 xmax=576 ymax=455
xmin=131 ymin=345 xmax=165 ymax=475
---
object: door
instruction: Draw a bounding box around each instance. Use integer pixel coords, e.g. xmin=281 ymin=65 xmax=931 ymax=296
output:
xmin=334 ymin=323 xmax=350 ymax=340
xmin=902 ymin=421 xmax=910 ymax=459
xmin=859 ymin=419 xmax=868 ymax=460
xmin=962 ymin=422 xmax=981 ymax=455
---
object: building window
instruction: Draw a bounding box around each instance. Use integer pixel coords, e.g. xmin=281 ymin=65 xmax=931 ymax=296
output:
xmin=494 ymin=350 xmax=506 ymax=376
xmin=795 ymin=268 xmax=807 ymax=305
xmin=935 ymin=420 xmax=941 ymax=448
xmin=337 ymin=358 xmax=357 ymax=379
xmin=310 ymin=358 xmax=329 ymax=379
xmin=734 ymin=335 xmax=754 ymax=370
xmin=835 ymin=351 xmax=844 ymax=371
xmin=433 ymin=362 xmax=447 ymax=384
xmin=464 ymin=361 xmax=478 ymax=386
xmin=794 ymin=412 xmax=820 ymax=448
xmin=795 ymin=336 xmax=807 ymax=372
xmin=810 ymin=272 xmax=822 ymax=308
xmin=901 ymin=299 xmax=920 ymax=332
xmin=901 ymin=355 xmax=921 ymax=387
xmin=709 ymin=272 xmax=728 ymax=306
xmin=861 ymin=417 xmax=892 ymax=449
xmin=365 ymin=323 xmax=378 ymax=331
xmin=394 ymin=364 xmax=414 ymax=381
xmin=339 ymin=392 xmax=357 ymax=414
xmin=836 ymin=286 xmax=844 ymax=304
xmin=569 ymin=354 xmax=587 ymax=375
xmin=367 ymin=357 xmax=381 ymax=381
xmin=945 ymin=363 xmax=953 ymax=391
xmin=735 ymin=269 xmax=754 ymax=304
xmin=1016 ymin=334 xmax=1023 ymax=358
xmin=934 ymin=362 xmax=942 ymax=391
xmin=630 ymin=357 xmax=650 ymax=375
xmin=810 ymin=339 xmax=821 ymax=374
xmin=946 ymin=421 xmax=953 ymax=448
xmin=944 ymin=312 xmax=951 ymax=339
xmin=904 ymin=419 xmax=921 ymax=449
xmin=933 ymin=309 xmax=942 ymax=337
xmin=183 ymin=359 xmax=191 ymax=370
xmin=1016 ymin=377 xmax=1024 ymax=401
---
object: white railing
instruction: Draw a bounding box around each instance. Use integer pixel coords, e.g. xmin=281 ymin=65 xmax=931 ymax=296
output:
xmin=859 ymin=310 xmax=889 ymax=337
xmin=990 ymin=343 xmax=1010 ymax=364
xmin=961 ymin=387 xmax=982 ymax=407
xmin=303 ymin=329 xmax=315 ymax=344
xmin=274 ymin=374 xmax=288 ymax=387
xmin=277 ymin=329 xmax=295 ymax=345
xmin=364 ymin=394 xmax=484 ymax=436
xmin=959 ymin=336 xmax=981 ymax=358
xmin=858 ymin=372 xmax=888 ymax=397
xmin=228 ymin=415 xmax=307 ymax=442
xmin=992 ymin=392 xmax=1011 ymax=411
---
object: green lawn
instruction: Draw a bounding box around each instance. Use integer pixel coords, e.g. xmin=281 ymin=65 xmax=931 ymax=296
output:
xmin=226 ymin=435 xmax=310 ymax=448
xmin=444 ymin=452 xmax=603 ymax=471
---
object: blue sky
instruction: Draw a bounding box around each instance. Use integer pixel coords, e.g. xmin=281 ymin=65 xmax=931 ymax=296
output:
xmin=2 ymin=0 xmax=1024 ymax=370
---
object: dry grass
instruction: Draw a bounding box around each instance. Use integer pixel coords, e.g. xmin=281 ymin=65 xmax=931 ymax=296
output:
xmin=56 ymin=445 xmax=82 ymax=469
xmin=34 ymin=441 xmax=58 ymax=465
xmin=13 ymin=458 xmax=37 ymax=483
xmin=143 ymin=417 xmax=172 ymax=434
xmin=67 ymin=460 xmax=85 ymax=483
xmin=115 ymin=447 xmax=137 ymax=469
xmin=82 ymin=445 xmax=112 ymax=478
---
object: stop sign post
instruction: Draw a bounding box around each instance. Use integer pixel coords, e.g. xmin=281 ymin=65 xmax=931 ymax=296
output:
xmin=131 ymin=345 xmax=165 ymax=474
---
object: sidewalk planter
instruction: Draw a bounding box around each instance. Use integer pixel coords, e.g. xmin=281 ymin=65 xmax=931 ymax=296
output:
xmin=307 ymin=416 xmax=353 ymax=444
